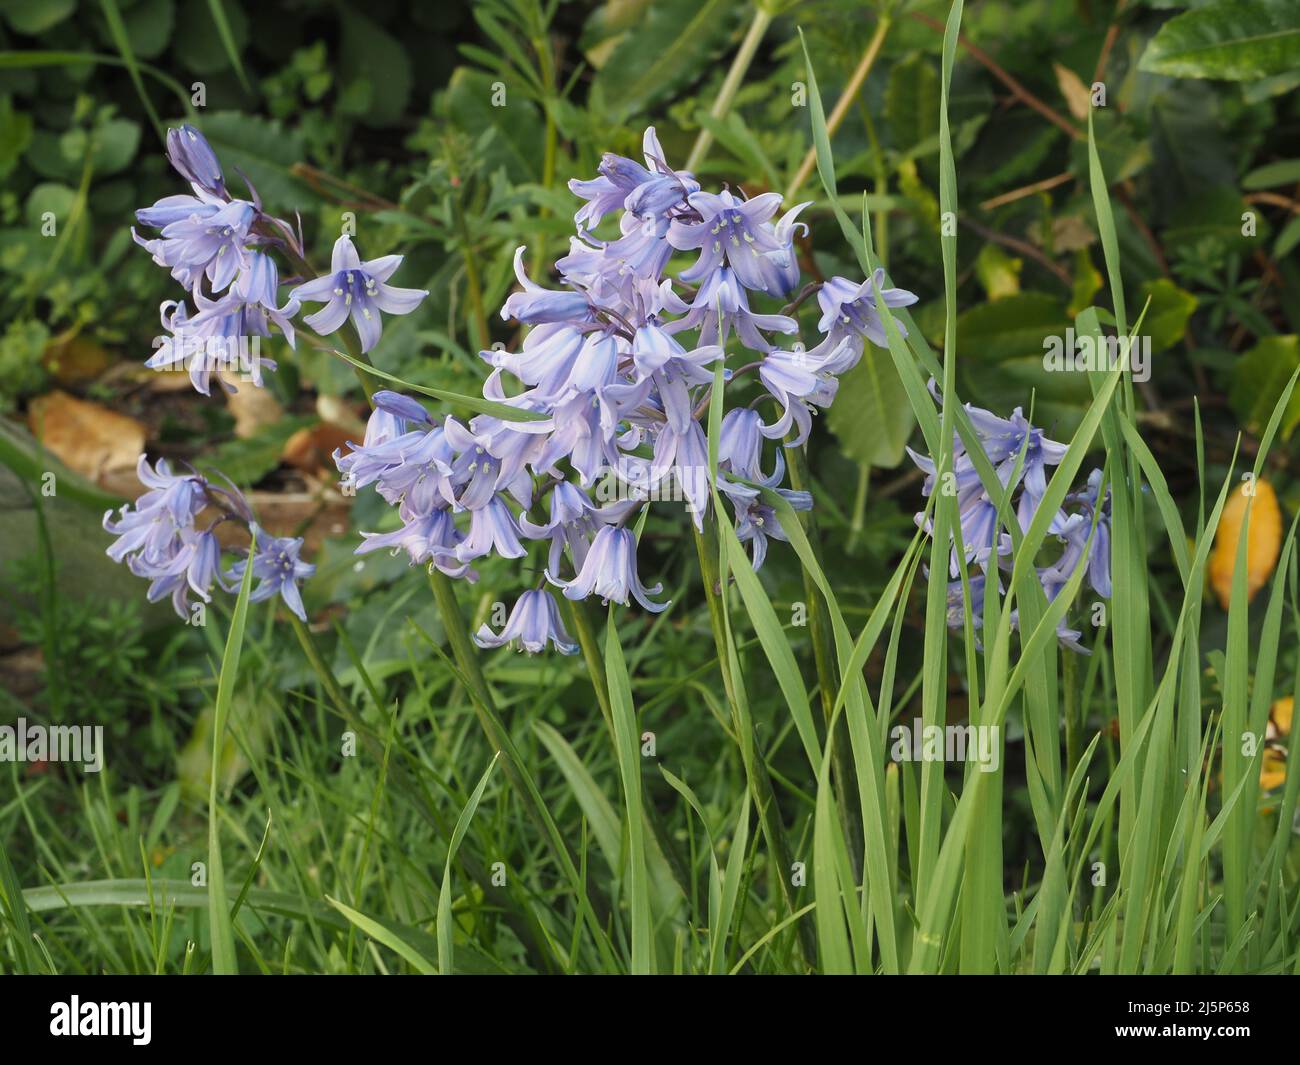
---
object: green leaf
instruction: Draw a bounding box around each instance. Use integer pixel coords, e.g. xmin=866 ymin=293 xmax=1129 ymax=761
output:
xmin=205 ymin=0 xmax=250 ymax=92
xmin=437 ymin=752 xmax=499 ymax=975
xmin=886 ymin=53 xmax=940 ymax=153
xmin=954 ymin=293 xmax=1093 ymax=431
xmin=198 ymin=414 xmax=314 ymax=487
xmin=206 ymin=523 xmax=257 ymax=974
xmin=88 ymin=117 xmax=141 ymax=176
xmin=440 ymin=67 xmax=543 ymax=184
xmin=974 ymin=243 xmax=1022 ymax=301
xmin=1229 ymin=335 xmax=1300 ymax=439
xmin=327 ymin=896 xmax=437 ymax=975
xmin=1137 ymin=278 xmax=1197 ymax=353
xmin=0 ymin=96 xmax=34 ymax=180
xmin=119 ymin=0 xmax=174 ymax=61
xmin=174 ymin=0 xmax=248 ymax=77
xmin=605 ymin=611 xmax=654 ymax=974
xmin=1139 ymin=0 xmax=1300 ymax=81
xmin=590 ymin=0 xmax=734 ymax=120
xmin=3 ymin=0 xmax=76 ymax=35
xmin=826 ymin=344 xmax=913 ymax=469
xmin=200 ymin=110 xmax=311 ymax=209
xmin=332 ymin=349 xmax=548 ymax=423
xmin=339 ymin=11 xmax=411 ymax=126
xmin=1243 ymin=158 xmax=1300 ymax=190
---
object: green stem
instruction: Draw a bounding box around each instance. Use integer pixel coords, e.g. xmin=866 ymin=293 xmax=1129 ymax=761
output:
xmin=1063 ymin=648 xmax=1080 ymax=778
xmin=685 ymin=5 xmax=774 ymax=172
xmin=425 ymin=571 xmax=613 ymax=946
xmin=693 ymin=521 xmax=815 ymax=967
xmin=784 ymin=439 xmax=861 ymax=873
xmin=451 ymin=182 xmax=490 ymax=352
xmin=565 ymin=597 xmax=614 ymax=736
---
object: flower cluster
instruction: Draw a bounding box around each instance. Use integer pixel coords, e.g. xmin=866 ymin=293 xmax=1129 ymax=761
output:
xmin=111 ymin=124 xmax=429 ymax=619
xmin=337 ymin=128 xmax=917 ymax=654
xmin=907 ymin=393 xmax=1111 ymax=652
xmin=134 ymin=123 xmax=427 ymax=395
xmin=103 ymin=456 xmax=315 ymax=621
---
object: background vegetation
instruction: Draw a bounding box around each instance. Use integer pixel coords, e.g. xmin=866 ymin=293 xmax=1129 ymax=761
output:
xmin=2 ymin=0 xmax=1299 ymax=974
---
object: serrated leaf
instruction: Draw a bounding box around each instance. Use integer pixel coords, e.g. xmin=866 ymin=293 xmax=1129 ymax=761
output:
xmin=590 ymin=0 xmax=734 ymax=120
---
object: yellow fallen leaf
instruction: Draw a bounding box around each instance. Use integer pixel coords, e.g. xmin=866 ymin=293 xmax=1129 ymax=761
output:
xmin=1267 ymin=696 xmax=1294 ymax=744
xmin=1261 ymin=697 xmax=1293 ymax=792
xmin=1260 ymin=748 xmax=1287 ymax=792
xmin=1209 ymin=478 xmax=1281 ymax=610
xmin=1052 ymin=61 xmax=1091 ymax=122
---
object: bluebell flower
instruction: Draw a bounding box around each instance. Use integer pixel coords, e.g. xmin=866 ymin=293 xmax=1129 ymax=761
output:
xmin=909 ymin=395 xmax=1096 ymax=653
xmin=717 ymin=479 xmax=812 ymax=570
xmin=105 ymin=457 xmax=295 ymax=620
xmin=649 ymin=372 xmax=711 ymax=528
xmin=569 ymin=127 xmax=697 ymax=230
xmin=667 ymin=266 xmax=797 ymax=351
xmin=226 ymin=524 xmax=316 ymax=622
xmin=501 ymin=247 xmax=595 ymax=326
xmin=757 ymin=339 xmax=859 ymax=446
xmin=718 ymin=408 xmax=781 ymax=484
xmin=1039 ymin=469 xmax=1111 ymax=600
xmin=753 ymin=201 xmax=812 ymax=298
xmin=357 ymin=507 xmax=473 ymax=579
xmin=290 ymin=235 xmax=428 ymax=352
xmin=130 ymin=528 xmax=227 ymax=618
xmin=669 ymin=190 xmax=787 ymax=293
xmin=159 ymin=199 xmax=257 ymax=292
xmin=323 ymin=126 xmax=923 ymax=644
xmin=554 ymin=526 xmax=668 ymax=612
xmin=165 ymin=124 xmax=225 ymax=196
xmin=454 ymin=496 xmax=527 ymax=563
xmin=810 ymin=270 xmax=918 ymax=356
xmin=147 ymin=292 xmax=288 ymax=396
xmin=474 ymin=589 xmax=579 ymax=655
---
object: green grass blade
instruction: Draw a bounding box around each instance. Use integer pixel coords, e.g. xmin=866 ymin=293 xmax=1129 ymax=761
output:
xmin=438 ymin=752 xmax=500 ymax=974
xmin=206 ymin=527 xmax=258 ymax=974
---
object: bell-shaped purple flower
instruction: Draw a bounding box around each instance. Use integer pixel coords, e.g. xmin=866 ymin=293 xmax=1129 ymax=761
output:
xmin=225 ymin=524 xmax=316 ymax=622
xmin=165 ymin=124 xmax=225 ymax=196
xmin=474 ymin=589 xmax=578 ymax=655
xmin=500 ymin=247 xmax=595 ymax=326
xmin=290 ymin=235 xmax=428 ymax=352
xmin=669 ymin=190 xmax=787 ymax=293
xmin=553 ymin=525 xmax=668 ymax=612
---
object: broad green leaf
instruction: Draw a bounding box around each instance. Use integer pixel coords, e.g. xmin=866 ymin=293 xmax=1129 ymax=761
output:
xmin=589 ymin=0 xmax=734 ymax=120
xmin=1139 ymin=0 xmax=1300 ymax=80
xmin=826 ymin=343 xmax=913 ymax=469
xmin=1137 ymin=277 xmax=1197 ymax=353
xmin=1230 ymin=335 xmax=1300 ymax=439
